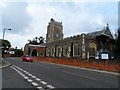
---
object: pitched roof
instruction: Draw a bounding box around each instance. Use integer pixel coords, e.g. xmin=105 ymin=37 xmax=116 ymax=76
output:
xmin=87 ymin=24 xmax=113 ymax=39
xmin=29 ymin=44 xmax=46 ymax=47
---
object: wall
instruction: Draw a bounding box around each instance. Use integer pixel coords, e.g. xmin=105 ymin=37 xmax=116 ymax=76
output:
xmin=46 ymin=34 xmax=96 ymax=59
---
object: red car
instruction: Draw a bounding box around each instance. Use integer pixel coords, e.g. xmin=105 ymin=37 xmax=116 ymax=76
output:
xmin=22 ymin=55 xmax=33 ymax=62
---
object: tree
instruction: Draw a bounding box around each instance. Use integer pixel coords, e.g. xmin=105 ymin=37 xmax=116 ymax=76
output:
xmin=14 ymin=49 xmax=23 ymax=57
xmin=0 ymin=39 xmax=11 ymax=48
xmin=114 ymin=28 xmax=120 ymax=59
xmin=116 ymin=28 xmax=120 ymax=52
xmin=0 ymin=39 xmax=11 ymax=55
xmin=38 ymin=36 xmax=44 ymax=44
xmin=28 ymin=39 xmax=32 ymax=44
xmin=28 ymin=36 xmax=44 ymax=45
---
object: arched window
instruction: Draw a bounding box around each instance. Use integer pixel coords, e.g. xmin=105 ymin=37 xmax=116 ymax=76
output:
xmin=28 ymin=48 xmax=31 ymax=55
xmin=32 ymin=49 xmax=37 ymax=56
xmin=74 ymin=43 xmax=80 ymax=56
xmin=89 ymin=41 xmax=96 ymax=56
xmin=89 ymin=41 xmax=96 ymax=49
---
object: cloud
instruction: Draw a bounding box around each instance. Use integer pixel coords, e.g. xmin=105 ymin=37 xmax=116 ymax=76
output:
xmin=5 ymin=33 xmax=28 ymax=48
xmin=0 ymin=1 xmax=118 ymax=48
xmin=43 ymin=2 xmax=105 ymax=36
xmin=2 ymin=2 xmax=32 ymax=35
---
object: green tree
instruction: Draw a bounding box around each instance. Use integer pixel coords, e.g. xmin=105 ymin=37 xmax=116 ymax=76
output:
xmin=113 ymin=28 xmax=120 ymax=58
xmin=14 ymin=49 xmax=23 ymax=57
xmin=115 ymin=28 xmax=120 ymax=53
xmin=0 ymin=39 xmax=11 ymax=48
xmin=28 ymin=36 xmax=44 ymax=45
xmin=0 ymin=39 xmax=11 ymax=55
xmin=38 ymin=36 xmax=44 ymax=44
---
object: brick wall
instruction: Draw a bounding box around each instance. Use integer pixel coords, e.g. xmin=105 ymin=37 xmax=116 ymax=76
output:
xmin=33 ymin=57 xmax=120 ymax=72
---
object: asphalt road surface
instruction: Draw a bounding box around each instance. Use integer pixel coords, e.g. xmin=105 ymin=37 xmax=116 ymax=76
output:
xmin=2 ymin=57 xmax=119 ymax=89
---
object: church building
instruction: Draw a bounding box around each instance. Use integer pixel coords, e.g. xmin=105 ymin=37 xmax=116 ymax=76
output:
xmin=45 ymin=19 xmax=114 ymax=59
xmin=24 ymin=18 xmax=114 ymax=59
xmin=46 ymin=18 xmax=64 ymax=43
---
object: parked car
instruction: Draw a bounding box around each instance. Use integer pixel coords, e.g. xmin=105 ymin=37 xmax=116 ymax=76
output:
xmin=22 ymin=55 xmax=33 ymax=62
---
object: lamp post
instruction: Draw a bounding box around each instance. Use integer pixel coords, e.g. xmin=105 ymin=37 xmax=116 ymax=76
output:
xmin=2 ymin=28 xmax=11 ymax=58
xmin=3 ymin=28 xmax=12 ymax=40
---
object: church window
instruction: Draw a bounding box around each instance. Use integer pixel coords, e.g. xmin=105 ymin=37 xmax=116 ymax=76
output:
xmin=82 ymin=46 xmax=85 ymax=52
xmin=74 ymin=44 xmax=80 ymax=56
xmin=64 ymin=44 xmax=68 ymax=57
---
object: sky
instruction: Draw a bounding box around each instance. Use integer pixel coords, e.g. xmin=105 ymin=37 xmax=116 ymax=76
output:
xmin=0 ymin=0 xmax=119 ymax=49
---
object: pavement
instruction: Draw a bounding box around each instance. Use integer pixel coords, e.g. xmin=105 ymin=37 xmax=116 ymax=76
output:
xmin=0 ymin=58 xmax=12 ymax=69
xmin=42 ymin=61 xmax=120 ymax=76
xmin=2 ymin=65 xmax=36 ymax=88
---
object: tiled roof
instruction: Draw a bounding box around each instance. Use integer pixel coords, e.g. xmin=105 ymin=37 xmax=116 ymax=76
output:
xmin=87 ymin=25 xmax=113 ymax=39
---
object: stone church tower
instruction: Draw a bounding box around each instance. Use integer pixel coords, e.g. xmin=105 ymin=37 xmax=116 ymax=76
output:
xmin=46 ymin=18 xmax=64 ymax=43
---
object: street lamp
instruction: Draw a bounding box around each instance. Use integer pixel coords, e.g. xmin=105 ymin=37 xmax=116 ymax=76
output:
xmin=3 ymin=28 xmax=12 ymax=40
xmin=2 ymin=28 xmax=12 ymax=58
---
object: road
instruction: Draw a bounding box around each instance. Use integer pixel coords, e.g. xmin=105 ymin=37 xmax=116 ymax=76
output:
xmin=2 ymin=57 xmax=119 ymax=89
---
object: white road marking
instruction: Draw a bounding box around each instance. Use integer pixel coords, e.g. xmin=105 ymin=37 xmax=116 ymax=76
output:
xmin=19 ymin=72 xmax=23 ymax=75
xmin=10 ymin=66 xmax=14 ymax=69
xmin=17 ymin=67 xmax=22 ymax=70
xmin=11 ymin=66 xmax=16 ymax=69
xmin=19 ymin=68 xmax=23 ymax=71
xmin=11 ymin=65 xmax=56 ymax=89
xmin=25 ymin=72 xmax=29 ymax=75
xmin=24 ymin=76 xmax=29 ymax=79
xmin=23 ymin=71 xmax=27 ymax=73
xmin=36 ymin=78 xmax=41 ymax=81
xmin=13 ymin=65 xmax=23 ymax=71
xmin=12 ymin=65 xmax=15 ymax=67
xmin=27 ymin=79 xmax=33 ymax=82
xmin=21 ymin=74 xmax=26 ymax=77
xmin=46 ymin=85 xmax=55 ymax=89
xmin=32 ymin=82 xmax=39 ymax=86
xmin=11 ymin=66 xmax=25 ymax=77
xmin=32 ymin=76 xmax=36 ymax=78
xmin=11 ymin=66 xmax=19 ymax=72
xmin=41 ymin=81 xmax=47 ymax=85
xmin=37 ymin=86 xmax=44 ymax=89
xmin=13 ymin=65 xmax=19 ymax=69
xmin=28 ymin=74 xmax=32 ymax=76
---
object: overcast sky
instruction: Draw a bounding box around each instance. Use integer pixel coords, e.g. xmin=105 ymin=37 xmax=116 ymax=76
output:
xmin=0 ymin=0 xmax=119 ymax=49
